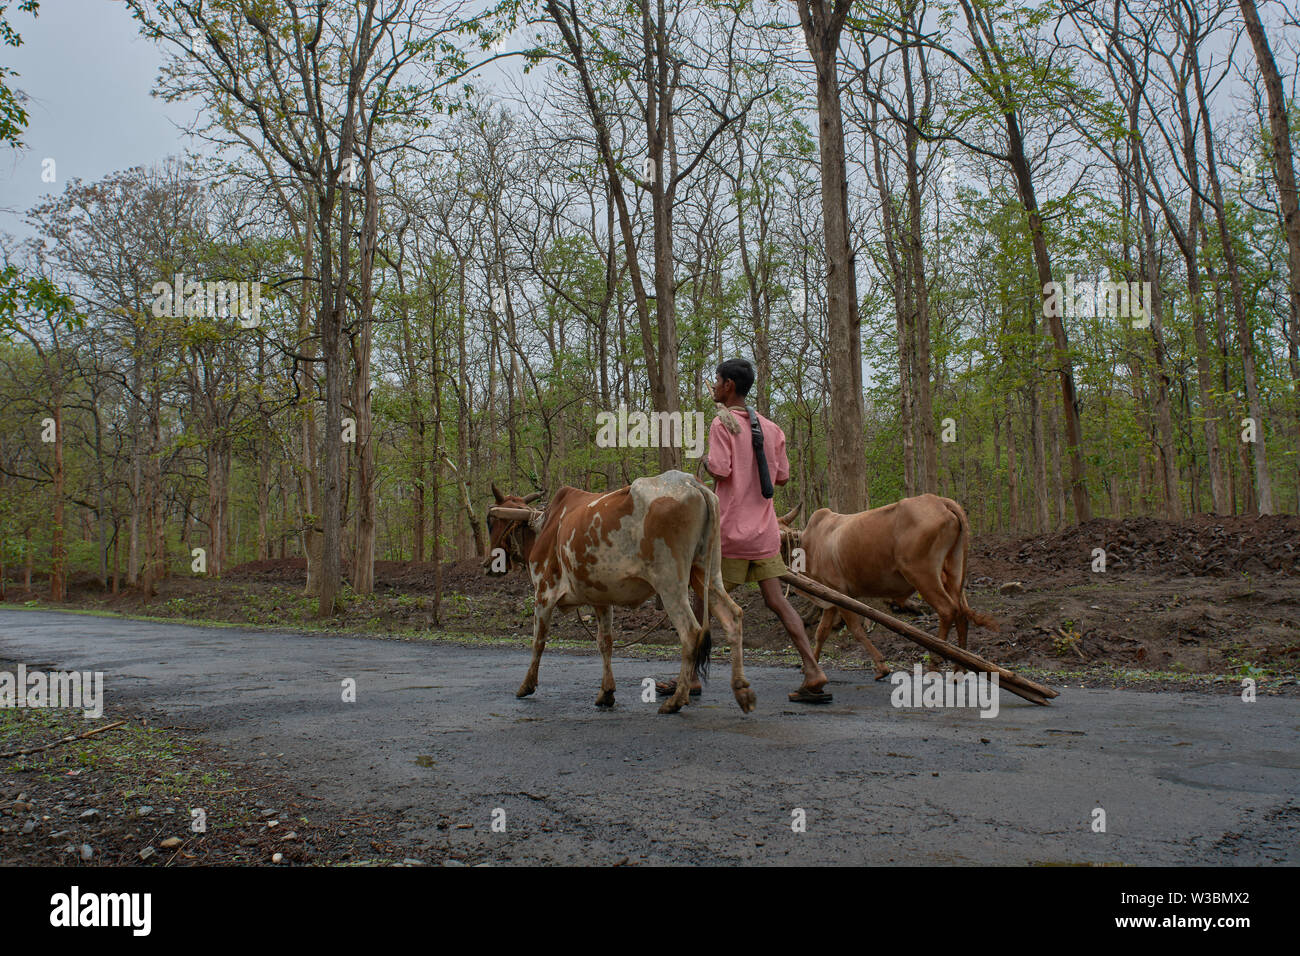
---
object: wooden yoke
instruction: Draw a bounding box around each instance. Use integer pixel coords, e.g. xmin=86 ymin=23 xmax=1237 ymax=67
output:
xmin=487 ymin=506 xmax=543 ymax=522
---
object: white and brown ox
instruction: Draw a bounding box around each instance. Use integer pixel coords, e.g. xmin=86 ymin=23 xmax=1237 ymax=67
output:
xmin=485 ymin=470 xmax=754 ymax=715
xmin=778 ymin=494 xmax=997 ymax=679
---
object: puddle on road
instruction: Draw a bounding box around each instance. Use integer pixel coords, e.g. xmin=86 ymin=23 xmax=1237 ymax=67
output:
xmin=414 ymin=755 xmax=438 ymax=768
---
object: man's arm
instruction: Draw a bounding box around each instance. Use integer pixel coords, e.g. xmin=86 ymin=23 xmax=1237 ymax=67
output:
xmin=706 ymin=416 xmax=733 ymax=480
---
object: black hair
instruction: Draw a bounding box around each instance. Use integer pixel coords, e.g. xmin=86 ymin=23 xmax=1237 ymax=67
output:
xmin=717 ymin=357 xmax=755 ymax=397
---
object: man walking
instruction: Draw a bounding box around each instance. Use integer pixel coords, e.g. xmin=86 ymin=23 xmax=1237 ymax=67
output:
xmin=657 ymin=358 xmax=832 ymax=703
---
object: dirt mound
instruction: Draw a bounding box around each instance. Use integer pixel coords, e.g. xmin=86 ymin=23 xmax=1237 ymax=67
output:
xmin=225 ymin=515 xmax=1299 ymax=602
xmin=224 ymin=557 xmax=308 ymax=585
xmin=973 ymin=514 xmax=1300 ymax=582
xmin=224 ymin=557 xmax=531 ymax=597
xmin=373 ymin=559 xmax=532 ymax=598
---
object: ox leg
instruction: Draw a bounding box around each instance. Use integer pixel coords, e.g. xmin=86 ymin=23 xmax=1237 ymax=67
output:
xmin=812 ymin=608 xmax=836 ymax=662
xmin=842 ymin=610 xmax=891 ymax=680
xmin=594 ymin=605 xmax=616 ymax=708
xmin=517 ymin=602 xmax=554 ymax=698
xmin=940 ymin=549 xmax=970 ymax=653
xmin=708 ymin=579 xmax=753 ymax=713
xmin=910 ymin=575 xmax=959 ymax=672
xmin=933 ymin=605 xmax=959 ymax=667
xmin=955 ymin=612 xmax=969 ymax=651
xmin=657 ymin=595 xmax=701 ymax=715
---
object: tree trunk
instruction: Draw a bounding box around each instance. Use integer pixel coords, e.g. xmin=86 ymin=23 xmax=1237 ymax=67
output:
xmin=49 ymin=396 xmax=65 ymax=602
xmin=962 ymin=0 xmax=1090 ymax=523
xmin=902 ymin=41 xmax=937 ymax=494
xmin=1130 ymin=106 xmax=1182 ymax=520
xmin=298 ymin=192 xmax=320 ymax=595
xmin=351 ymin=159 xmax=378 ymax=596
xmin=1168 ymin=63 xmax=1229 ymax=513
xmin=1193 ymin=55 xmax=1273 ymax=513
xmin=800 ymin=0 xmax=867 ymax=512
xmin=1031 ymin=384 xmax=1049 ymax=532
xmin=1239 ymin=0 xmax=1300 ymax=348
xmin=318 ymin=199 xmax=346 ymax=617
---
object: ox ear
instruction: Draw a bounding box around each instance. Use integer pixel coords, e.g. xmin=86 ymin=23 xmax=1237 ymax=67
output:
xmin=777 ymin=503 xmax=802 ymax=526
xmin=522 ymin=490 xmax=544 ymax=504
xmin=491 ymin=483 xmax=505 ymax=504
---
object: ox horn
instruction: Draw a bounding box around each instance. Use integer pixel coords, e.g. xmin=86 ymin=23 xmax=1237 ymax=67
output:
xmin=522 ymin=490 xmax=544 ymax=504
xmin=777 ymin=503 xmax=802 ymax=526
xmin=491 ymin=482 xmax=505 ymax=504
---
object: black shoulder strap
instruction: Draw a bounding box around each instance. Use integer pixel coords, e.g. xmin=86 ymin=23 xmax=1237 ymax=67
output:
xmin=745 ymin=405 xmax=774 ymax=499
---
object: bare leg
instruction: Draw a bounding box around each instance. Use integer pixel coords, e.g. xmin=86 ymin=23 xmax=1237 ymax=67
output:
xmin=759 ymin=577 xmax=827 ymax=693
xmin=593 ymin=605 xmax=616 ymax=707
xmin=517 ymin=601 xmax=554 ymax=698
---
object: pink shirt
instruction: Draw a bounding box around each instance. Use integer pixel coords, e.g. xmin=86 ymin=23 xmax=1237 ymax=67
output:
xmin=706 ymin=407 xmax=790 ymax=560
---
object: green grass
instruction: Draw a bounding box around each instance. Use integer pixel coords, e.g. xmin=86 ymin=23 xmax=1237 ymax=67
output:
xmin=0 ymin=708 xmax=233 ymax=803
xmin=1021 ymin=663 xmax=1296 ymax=688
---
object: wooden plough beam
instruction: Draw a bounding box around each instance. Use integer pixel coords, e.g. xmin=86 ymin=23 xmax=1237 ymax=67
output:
xmin=779 ymin=571 xmax=1058 ymax=706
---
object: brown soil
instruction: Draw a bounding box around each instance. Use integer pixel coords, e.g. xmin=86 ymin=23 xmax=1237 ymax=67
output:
xmin=962 ymin=515 xmax=1300 ymax=676
xmin=6 ymin=514 xmax=1299 ymax=684
xmin=974 ymin=514 xmax=1300 ymax=579
xmin=0 ymin=706 xmax=440 ymax=867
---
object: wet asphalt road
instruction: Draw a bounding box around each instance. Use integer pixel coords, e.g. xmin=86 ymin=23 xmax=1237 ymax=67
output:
xmin=1 ymin=608 xmax=1296 ymax=865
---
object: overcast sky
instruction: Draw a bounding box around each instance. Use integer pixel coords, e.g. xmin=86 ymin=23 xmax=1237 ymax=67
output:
xmin=0 ymin=0 xmax=198 ymax=237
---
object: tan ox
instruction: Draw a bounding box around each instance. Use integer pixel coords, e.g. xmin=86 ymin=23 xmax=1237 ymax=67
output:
xmin=778 ymin=494 xmax=997 ymax=679
xmin=485 ymin=470 xmax=754 ymax=715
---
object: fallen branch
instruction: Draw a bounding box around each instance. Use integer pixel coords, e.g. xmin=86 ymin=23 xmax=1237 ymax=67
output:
xmin=0 ymin=719 xmax=129 ymax=759
xmin=780 ymin=572 xmax=1057 ymax=706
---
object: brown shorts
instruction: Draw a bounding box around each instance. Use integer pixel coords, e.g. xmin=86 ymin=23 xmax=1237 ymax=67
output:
xmin=720 ymin=554 xmax=788 ymax=591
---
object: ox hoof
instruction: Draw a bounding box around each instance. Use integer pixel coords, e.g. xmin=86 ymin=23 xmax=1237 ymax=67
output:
xmin=874 ymin=666 xmax=893 ymax=681
xmin=658 ymin=699 xmax=685 ymax=715
xmin=516 ymin=683 xmax=536 ymax=698
xmin=733 ymin=687 xmax=756 ymax=713
xmin=595 ymin=689 xmax=615 ymax=708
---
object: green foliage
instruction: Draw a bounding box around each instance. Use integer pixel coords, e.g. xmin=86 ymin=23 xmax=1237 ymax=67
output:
xmin=0 ymin=264 xmax=81 ymax=337
xmin=0 ymin=1 xmax=38 ymax=147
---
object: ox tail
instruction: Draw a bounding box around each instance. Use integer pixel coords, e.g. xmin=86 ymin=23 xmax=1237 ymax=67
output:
xmin=944 ymin=498 xmax=999 ymax=633
xmin=693 ymin=481 xmax=722 ymax=686
xmin=694 ymin=622 xmax=713 ymax=685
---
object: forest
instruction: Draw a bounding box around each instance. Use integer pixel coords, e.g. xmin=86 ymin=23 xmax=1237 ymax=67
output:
xmin=1 ymin=0 xmax=1298 ymax=620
